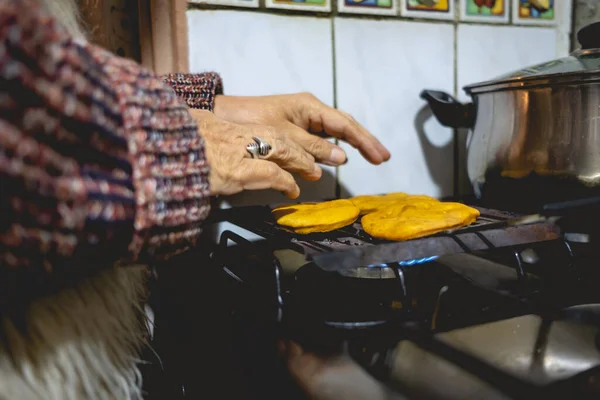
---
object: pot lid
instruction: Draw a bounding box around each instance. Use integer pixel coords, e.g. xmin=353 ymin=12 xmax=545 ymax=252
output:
xmin=465 ymin=22 xmax=600 ymax=94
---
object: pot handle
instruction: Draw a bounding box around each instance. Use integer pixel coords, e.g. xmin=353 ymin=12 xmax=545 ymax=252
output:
xmin=577 ymin=21 xmax=600 ymax=50
xmin=419 ymin=90 xmax=475 ymax=129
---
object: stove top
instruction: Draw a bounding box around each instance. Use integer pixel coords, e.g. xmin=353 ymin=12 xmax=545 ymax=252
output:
xmin=208 ymin=205 xmax=556 ymax=256
xmin=208 ymin=202 xmax=600 ymax=400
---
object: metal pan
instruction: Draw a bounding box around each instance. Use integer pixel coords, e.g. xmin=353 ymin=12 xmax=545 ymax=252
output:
xmin=420 ymin=22 xmax=600 ymax=211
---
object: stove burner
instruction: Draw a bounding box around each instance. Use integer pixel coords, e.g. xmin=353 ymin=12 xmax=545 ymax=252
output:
xmin=338 ymin=266 xmax=396 ymax=279
xmin=209 ymin=202 xmax=600 ymax=400
xmin=336 ymin=256 xmax=442 ymax=279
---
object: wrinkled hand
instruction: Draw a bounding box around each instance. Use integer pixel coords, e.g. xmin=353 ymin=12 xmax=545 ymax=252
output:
xmin=213 ymin=93 xmax=391 ymax=166
xmin=191 ymin=109 xmax=335 ymax=198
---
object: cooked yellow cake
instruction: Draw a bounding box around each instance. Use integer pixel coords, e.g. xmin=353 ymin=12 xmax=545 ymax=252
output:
xmin=272 ymin=199 xmax=360 ymax=234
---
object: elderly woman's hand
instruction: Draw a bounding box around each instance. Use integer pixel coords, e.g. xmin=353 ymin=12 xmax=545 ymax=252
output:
xmin=191 ymin=109 xmax=337 ymax=198
xmin=213 ymin=93 xmax=391 ymax=166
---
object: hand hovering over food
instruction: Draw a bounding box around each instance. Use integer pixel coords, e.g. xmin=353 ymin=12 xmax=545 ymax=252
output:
xmin=213 ymin=93 xmax=391 ymax=166
xmin=190 ymin=109 xmax=335 ymax=199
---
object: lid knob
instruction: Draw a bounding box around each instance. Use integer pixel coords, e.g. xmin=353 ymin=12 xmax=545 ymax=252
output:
xmin=578 ymin=22 xmax=600 ymax=50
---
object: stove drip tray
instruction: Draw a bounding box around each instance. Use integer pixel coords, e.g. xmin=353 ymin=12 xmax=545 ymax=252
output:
xmin=391 ymin=309 xmax=600 ymax=400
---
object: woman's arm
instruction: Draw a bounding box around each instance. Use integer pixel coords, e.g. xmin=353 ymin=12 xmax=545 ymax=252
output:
xmin=163 ymin=73 xmax=223 ymax=111
xmin=0 ymin=0 xmax=214 ymax=271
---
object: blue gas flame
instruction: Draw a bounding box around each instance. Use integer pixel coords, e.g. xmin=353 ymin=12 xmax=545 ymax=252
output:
xmin=399 ymin=255 xmax=439 ymax=266
xmin=367 ymin=255 xmax=439 ymax=268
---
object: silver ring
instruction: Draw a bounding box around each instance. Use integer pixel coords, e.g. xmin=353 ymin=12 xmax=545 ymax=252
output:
xmin=246 ymin=136 xmax=272 ymax=159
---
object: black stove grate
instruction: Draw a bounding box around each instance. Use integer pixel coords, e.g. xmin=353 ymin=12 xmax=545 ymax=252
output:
xmin=210 ymin=205 xmax=558 ymax=258
xmin=209 ymin=204 xmax=600 ymax=400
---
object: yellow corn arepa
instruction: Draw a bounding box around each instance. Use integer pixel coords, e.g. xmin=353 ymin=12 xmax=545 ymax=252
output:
xmin=350 ymin=192 xmax=409 ymax=213
xmin=272 ymin=194 xmax=479 ymax=238
xmin=271 ymin=199 xmax=360 ymax=234
xmin=350 ymin=192 xmax=438 ymax=214
xmin=362 ymin=201 xmax=480 ymax=241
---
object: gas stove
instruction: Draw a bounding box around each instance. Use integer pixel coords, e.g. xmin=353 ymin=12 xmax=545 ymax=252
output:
xmin=206 ymin=199 xmax=600 ymax=400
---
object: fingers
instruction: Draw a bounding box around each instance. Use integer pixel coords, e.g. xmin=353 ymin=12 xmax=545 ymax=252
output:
xmin=258 ymin=127 xmax=323 ymax=181
xmin=197 ymin=112 xmax=303 ymax=198
xmin=322 ymin=108 xmax=390 ymax=165
xmin=284 ymin=122 xmax=347 ymax=167
xmin=237 ymin=158 xmax=300 ymax=199
xmin=295 ymin=94 xmax=390 ymax=165
xmin=339 ymin=110 xmax=391 ymax=161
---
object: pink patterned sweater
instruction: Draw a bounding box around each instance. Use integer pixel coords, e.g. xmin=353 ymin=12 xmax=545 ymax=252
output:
xmin=0 ymin=1 xmax=221 ymax=272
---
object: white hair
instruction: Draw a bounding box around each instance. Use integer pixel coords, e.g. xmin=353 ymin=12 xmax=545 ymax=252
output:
xmin=0 ymin=266 xmax=149 ymax=400
xmin=35 ymin=0 xmax=87 ymax=39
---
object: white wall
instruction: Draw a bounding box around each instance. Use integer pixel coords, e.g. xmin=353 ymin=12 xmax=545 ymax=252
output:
xmin=187 ymin=3 xmax=570 ymax=242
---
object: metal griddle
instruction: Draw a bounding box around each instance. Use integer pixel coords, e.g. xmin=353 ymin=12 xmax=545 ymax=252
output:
xmin=209 ymin=205 xmax=560 ymax=271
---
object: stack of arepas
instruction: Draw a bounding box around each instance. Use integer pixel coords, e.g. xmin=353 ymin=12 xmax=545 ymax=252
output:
xmin=271 ymin=193 xmax=479 ymax=241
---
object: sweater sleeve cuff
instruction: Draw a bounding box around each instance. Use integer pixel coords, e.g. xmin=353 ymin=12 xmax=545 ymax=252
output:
xmin=109 ymin=70 xmax=212 ymax=260
xmin=128 ymin=102 xmax=212 ymax=260
xmin=162 ymin=72 xmax=223 ymax=112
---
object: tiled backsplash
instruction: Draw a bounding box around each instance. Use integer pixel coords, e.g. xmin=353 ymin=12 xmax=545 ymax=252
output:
xmin=456 ymin=24 xmax=557 ymax=103
xmin=460 ymin=0 xmax=508 ymax=23
xmin=187 ymin=0 xmax=572 ymax=239
xmin=188 ymin=10 xmax=336 ymax=207
xmin=335 ymin=18 xmax=454 ymax=198
xmin=187 ymin=11 xmax=333 ymax=103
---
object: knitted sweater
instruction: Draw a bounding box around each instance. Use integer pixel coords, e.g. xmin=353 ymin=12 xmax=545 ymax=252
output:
xmin=0 ymin=1 xmax=221 ymax=272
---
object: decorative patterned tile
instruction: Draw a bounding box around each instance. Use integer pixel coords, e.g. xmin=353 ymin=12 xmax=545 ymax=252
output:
xmin=513 ymin=0 xmax=556 ymax=25
xmin=338 ymin=0 xmax=398 ymax=16
xmin=401 ymin=0 xmax=455 ymax=20
xmin=459 ymin=0 xmax=509 ymax=23
xmin=188 ymin=0 xmax=258 ymax=8
xmin=266 ymin=0 xmax=331 ymax=12
xmin=187 ymin=10 xmax=335 ymax=241
xmin=335 ymin=18 xmax=455 ymax=198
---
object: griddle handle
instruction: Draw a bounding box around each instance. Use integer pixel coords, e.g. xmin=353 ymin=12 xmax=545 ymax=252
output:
xmin=420 ymin=90 xmax=475 ymax=129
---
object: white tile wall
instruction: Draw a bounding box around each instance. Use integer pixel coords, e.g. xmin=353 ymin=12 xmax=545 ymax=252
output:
xmin=187 ymin=10 xmax=334 ymax=103
xmin=185 ymin=10 xmax=565 ymax=243
xmin=335 ymin=18 xmax=455 ymax=198
xmin=187 ymin=10 xmax=336 ymax=241
xmin=457 ymin=25 xmax=557 ymax=101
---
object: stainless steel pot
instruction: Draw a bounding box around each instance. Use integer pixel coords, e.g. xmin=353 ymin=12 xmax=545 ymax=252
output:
xmin=421 ymin=22 xmax=600 ymax=211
